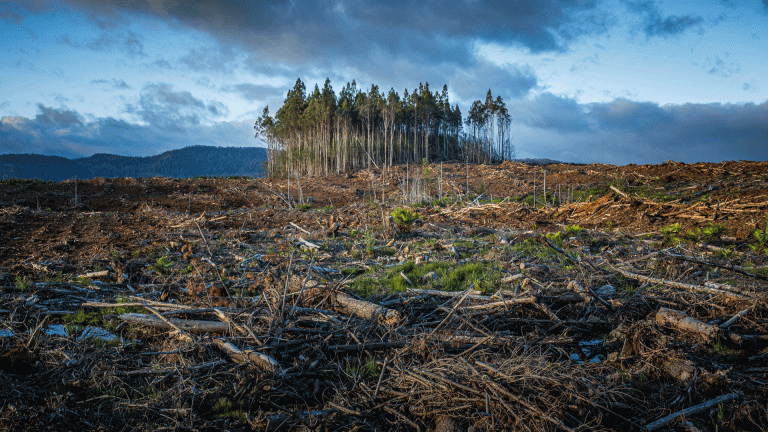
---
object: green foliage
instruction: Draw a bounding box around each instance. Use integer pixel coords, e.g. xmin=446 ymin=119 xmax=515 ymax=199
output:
xmin=391 ymin=207 xmax=419 ymax=233
xmin=713 ymin=246 xmax=736 ymax=259
xmin=564 ymin=224 xmax=583 ymax=235
xmin=297 ymin=203 xmax=312 ymax=211
xmin=659 ymin=223 xmax=683 ymax=244
xmin=40 ymin=271 xmax=68 ymax=284
xmin=212 ymin=398 xmax=247 ymax=421
xmin=683 ymin=222 xmax=727 ymax=243
xmin=344 ymin=357 xmax=378 ymax=381
xmin=710 ymin=403 xmax=726 ymax=429
xmin=363 ymin=231 xmax=376 ymax=256
xmin=524 ymin=195 xmax=535 ymax=206
xmin=14 ymin=275 xmax=32 ymax=291
xmin=512 ymin=238 xmax=557 ymax=260
xmin=545 ymin=231 xmax=564 ymax=248
xmin=151 ymin=255 xmax=174 ymax=275
xmin=748 ymin=219 xmax=768 ymax=254
xmin=115 ymin=295 xmax=144 ymax=315
xmin=348 ymin=260 xmax=503 ymax=298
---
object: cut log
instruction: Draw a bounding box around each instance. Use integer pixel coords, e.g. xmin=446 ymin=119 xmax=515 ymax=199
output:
xmin=307 ymin=288 xmax=402 ymax=326
xmin=118 ymin=313 xmax=230 ymax=334
xmin=655 ymin=307 xmax=721 ymax=343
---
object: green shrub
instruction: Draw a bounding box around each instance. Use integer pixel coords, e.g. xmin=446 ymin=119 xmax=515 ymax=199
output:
xmin=151 ymin=255 xmax=174 ymax=275
xmin=14 ymin=275 xmax=32 ymax=291
xmin=747 ymin=219 xmax=768 ymax=254
xmin=391 ymin=207 xmax=419 ymax=233
xmin=564 ymin=224 xmax=583 ymax=235
xmin=660 ymin=223 xmax=683 ymax=244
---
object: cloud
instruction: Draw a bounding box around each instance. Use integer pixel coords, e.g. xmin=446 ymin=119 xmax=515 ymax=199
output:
xmin=180 ymin=46 xmax=236 ymax=73
xmin=763 ymin=0 xmax=768 ymax=11
xmin=512 ymin=93 xmax=768 ymax=164
xmin=447 ymin=60 xmax=538 ymax=102
xmin=58 ymin=28 xmax=145 ymax=56
xmin=129 ymin=83 xmax=229 ymax=131
xmin=90 ymin=78 xmax=132 ymax=90
xmin=623 ymin=0 xmax=703 ymax=38
xmin=1 ymin=104 xmax=257 ymax=158
xmin=0 ymin=7 xmax=23 ymax=24
xmin=511 ymin=93 xmax=591 ymax=133
xmin=706 ymin=56 xmax=740 ymax=78
xmin=221 ymin=83 xmax=285 ymax=101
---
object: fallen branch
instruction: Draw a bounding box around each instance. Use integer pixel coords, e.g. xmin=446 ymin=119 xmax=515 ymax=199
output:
xmin=644 ymin=392 xmax=739 ymax=431
xmin=612 ymin=267 xmax=751 ymax=299
xmin=118 ymin=313 xmax=230 ymax=334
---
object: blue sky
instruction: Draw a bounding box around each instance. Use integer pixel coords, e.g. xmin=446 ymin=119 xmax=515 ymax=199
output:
xmin=1 ymin=0 xmax=766 ymax=164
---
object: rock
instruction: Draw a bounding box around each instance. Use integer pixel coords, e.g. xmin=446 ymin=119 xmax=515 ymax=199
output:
xmin=595 ymin=284 xmax=616 ymax=299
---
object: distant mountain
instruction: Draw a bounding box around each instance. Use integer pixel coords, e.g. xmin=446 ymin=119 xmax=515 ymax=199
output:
xmin=0 ymin=146 xmax=267 ymax=181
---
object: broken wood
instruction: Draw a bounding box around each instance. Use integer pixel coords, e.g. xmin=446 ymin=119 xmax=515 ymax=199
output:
xmin=306 ymin=288 xmax=402 ymax=326
xmin=213 ymin=338 xmax=281 ymax=373
xmin=656 ymin=307 xmax=721 ymax=343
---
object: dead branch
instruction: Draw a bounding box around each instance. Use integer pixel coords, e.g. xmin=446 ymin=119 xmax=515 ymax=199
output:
xmin=644 ymin=393 xmax=739 ymax=431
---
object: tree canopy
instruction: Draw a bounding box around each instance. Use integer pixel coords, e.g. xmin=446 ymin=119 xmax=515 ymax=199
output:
xmin=255 ymin=78 xmax=513 ymax=178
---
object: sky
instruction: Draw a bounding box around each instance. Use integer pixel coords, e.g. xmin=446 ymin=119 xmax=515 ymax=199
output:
xmin=1 ymin=0 xmax=767 ymax=165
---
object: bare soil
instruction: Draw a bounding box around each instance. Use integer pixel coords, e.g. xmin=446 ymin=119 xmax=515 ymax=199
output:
xmin=1 ymin=160 xmax=767 ymax=431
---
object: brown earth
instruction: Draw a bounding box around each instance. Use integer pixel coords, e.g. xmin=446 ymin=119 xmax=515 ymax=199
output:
xmin=0 ymin=160 xmax=767 ymax=431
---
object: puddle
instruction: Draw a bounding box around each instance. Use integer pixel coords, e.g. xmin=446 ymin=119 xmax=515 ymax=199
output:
xmin=570 ymin=339 xmax=606 ymax=363
xmin=0 ymin=329 xmax=14 ymax=338
xmin=45 ymin=324 xmax=120 ymax=342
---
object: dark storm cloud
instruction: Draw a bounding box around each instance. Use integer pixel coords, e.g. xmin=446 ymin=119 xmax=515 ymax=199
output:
xmin=512 ymin=93 xmax=591 ymax=133
xmin=515 ymin=94 xmax=768 ymax=164
xmin=763 ymin=0 xmax=768 ymax=11
xmin=221 ymin=83 xmax=285 ymax=101
xmin=623 ymin=0 xmax=703 ymax=38
xmin=130 ymin=83 xmax=228 ymax=131
xmin=90 ymin=78 xmax=132 ymax=90
xmin=15 ymin=0 xmax=614 ymax=66
xmin=1 ymin=105 xmax=255 ymax=158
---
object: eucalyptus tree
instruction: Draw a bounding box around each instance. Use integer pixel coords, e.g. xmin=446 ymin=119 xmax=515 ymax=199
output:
xmin=256 ymin=78 xmax=514 ymax=178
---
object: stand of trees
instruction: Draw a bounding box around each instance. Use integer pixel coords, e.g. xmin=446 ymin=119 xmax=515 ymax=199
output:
xmin=255 ymin=78 xmax=514 ymax=178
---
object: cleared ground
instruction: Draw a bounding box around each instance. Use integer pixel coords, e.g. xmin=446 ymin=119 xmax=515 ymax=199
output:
xmin=1 ymin=160 xmax=767 ymax=431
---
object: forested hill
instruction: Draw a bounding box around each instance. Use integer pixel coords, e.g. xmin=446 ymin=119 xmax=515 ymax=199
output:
xmin=0 ymin=146 xmax=267 ymax=181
